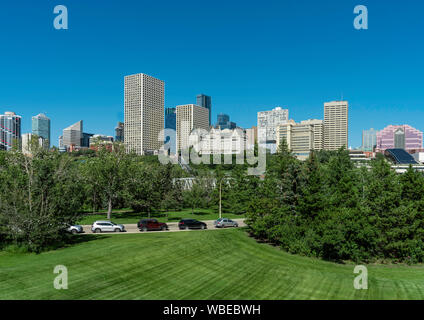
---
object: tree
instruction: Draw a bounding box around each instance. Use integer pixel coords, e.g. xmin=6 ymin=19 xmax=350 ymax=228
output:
xmin=0 ymin=148 xmax=84 ymax=252
xmin=84 ymin=143 xmax=131 ymax=220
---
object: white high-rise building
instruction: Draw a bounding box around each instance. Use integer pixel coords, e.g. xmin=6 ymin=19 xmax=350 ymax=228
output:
xmin=257 ymin=107 xmax=289 ymax=153
xmin=124 ymin=73 xmax=165 ymax=155
xmin=277 ymin=119 xmax=324 ymax=160
xmin=176 ymin=104 xmax=209 ymax=152
xmin=324 ymin=100 xmax=348 ymax=150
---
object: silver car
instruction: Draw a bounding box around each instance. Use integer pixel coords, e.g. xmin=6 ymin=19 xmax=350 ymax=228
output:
xmin=215 ymin=218 xmax=239 ymax=228
xmin=91 ymin=221 xmax=125 ymax=233
xmin=67 ymin=225 xmax=84 ymax=234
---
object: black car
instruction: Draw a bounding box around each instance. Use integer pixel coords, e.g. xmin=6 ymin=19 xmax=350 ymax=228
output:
xmin=178 ymin=219 xmax=207 ymax=230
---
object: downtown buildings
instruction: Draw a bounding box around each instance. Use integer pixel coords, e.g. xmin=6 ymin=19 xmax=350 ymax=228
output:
xmin=32 ymin=113 xmax=51 ymax=148
xmin=176 ymin=104 xmax=209 ymax=152
xmin=0 ymin=111 xmax=21 ymax=151
xmin=277 ymin=119 xmax=324 ymax=160
xmin=324 ymin=100 xmax=349 ymax=151
xmin=257 ymin=107 xmax=289 ymax=153
xmin=196 ymin=94 xmax=212 ymax=125
xmin=376 ymin=125 xmax=423 ymax=153
xmin=124 ymin=73 xmax=165 ymax=155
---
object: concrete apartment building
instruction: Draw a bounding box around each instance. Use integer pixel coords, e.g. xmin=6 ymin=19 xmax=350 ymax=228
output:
xmin=124 ymin=73 xmax=165 ymax=155
xmin=176 ymin=104 xmax=209 ymax=152
xmin=324 ymin=100 xmax=348 ymax=150
xmin=257 ymin=107 xmax=289 ymax=153
xmin=245 ymin=126 xmax=257 ymax=150
xmin=277 ymin=119 xmax=324 ymax=160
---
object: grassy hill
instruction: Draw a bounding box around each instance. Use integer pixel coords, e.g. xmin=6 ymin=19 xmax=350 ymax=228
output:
xmin=1 ymin=229 xmax=424 ymax=300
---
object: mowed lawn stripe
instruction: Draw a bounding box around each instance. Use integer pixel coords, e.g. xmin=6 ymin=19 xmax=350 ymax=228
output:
xmin=2 ymin=229 xmax=424 ymax=299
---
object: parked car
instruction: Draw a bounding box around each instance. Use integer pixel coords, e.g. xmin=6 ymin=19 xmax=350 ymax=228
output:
xmin=67 ymin=225 xmax=84 ymax=234
xmin=214 ymin=218 xmax=239 ymax=228
xmin=91 ymin=221 xmax=125 ymax=233
xmin=137 ymin=219 xmax=168 ymax=232
xmin=178 ymin=219 xmax=207 ymax=230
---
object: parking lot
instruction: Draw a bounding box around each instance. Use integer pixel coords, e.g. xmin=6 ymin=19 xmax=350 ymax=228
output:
xmin=81 ymin=219 xmax=246 ymax=234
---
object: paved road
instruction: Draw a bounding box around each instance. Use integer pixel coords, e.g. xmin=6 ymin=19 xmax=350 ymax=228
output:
xmin=81 ymin=219 xmax=246 ymax=234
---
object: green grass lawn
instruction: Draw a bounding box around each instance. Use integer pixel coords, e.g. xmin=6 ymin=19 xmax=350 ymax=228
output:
xmin=2 ymin=229 xmax=424 ymax=299
xmin=77 ymin=208 xmax=244 ymax=225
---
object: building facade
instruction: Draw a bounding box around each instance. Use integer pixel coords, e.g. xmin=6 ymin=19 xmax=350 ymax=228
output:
xmin=32 ymin=113 xmax=51 ymax=148
xmin=376 ymin=125 xmax=423 ymax=153
xmin=115 ymin=122 xmax=124 ymax=142
xmin=62 ymin=120 xmax=83 ymax=149
xmin=257 ymin=107 xmax=289 ymax=153
xmin=196 ymin=94 xmax=212 ymax=126
xmin=324 ymin=101 xmax=348 ymax=150
xmin=190 ymin=127 xmax=246 ymax=155
xmin=124 ymin=73 xmax=165 ymax=155
xmin=176 ymin=104 xmax=209 ymax=152
xmin=245 ymin=126 xmax=258 ymax=150
xmin=277 ymin=119 xmax=324 ymax=160
xmin=0 ymin=111 xmax=22 ymax=151
xmin=22 ymin=133 xmax=46 ymax=155
xmin=165 ymin=107 xmax=177 ymax=154
xmin=361 ymin=128 xmax=377 ymax=152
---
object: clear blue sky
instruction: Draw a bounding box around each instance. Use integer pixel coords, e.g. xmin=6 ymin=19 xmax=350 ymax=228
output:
xmin=0 ymin=0 xmax=423 ymax=148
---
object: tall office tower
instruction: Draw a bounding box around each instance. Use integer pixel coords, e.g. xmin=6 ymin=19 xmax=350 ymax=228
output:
xmin=115 ymin=122 xmax=124 ymax=142
xmin=196 ymin=94 xmax=212 ymax=126
xmin=257 ymin=107 xmax=289 ymax=153
xmin=376 ymin=125 xmax=423 ymax=153
xmin=62 ymin=120 xmax=83 ymax=149
xmin=361 ymin=128 xmax=377 ymax=152
xmin=32 ymin=113 xmax=51 ymax=148
xmin=245 ymin=126 xmax=258 ymax=150
xmin=165 ymin=107 xmax=177 ymax=154
xmin=216 ymin=113 xmax=236 ymax=130
xmin=124 ymin=73 xmax=165 ymax=155
xmin=277 ymin=119 xmax=324 ymax=160
xmin=176 ymin=104 xmax=209 ymax=152
xmin=324 ymin=100 xmax=348 ymax=150
xmin=0 ymin=111 xmax=22 ymax=151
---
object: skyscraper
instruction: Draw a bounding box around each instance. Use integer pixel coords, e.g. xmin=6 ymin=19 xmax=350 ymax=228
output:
xmin=376 ymin=125 xmax=423 ymax=153
xmin=32 ymin=113 xmax=51 ymax=148
xmin=196 ymin=94 xmax=212 ymax=126
xmin=324 ymin=101 xmax=348 ymax=150
xmin=124 ymin=73 xmax=165 ymax=155
xmin=361 ymin=128 xmax=377 ymax=152
xmin=176 ymin=104 xmax=209 ymax=152
xmin=257 ymin=107 xmax=289 ymax=153
xmin=62 ymin=120 xmax=83 ymax=149
xmin=216 ymin=113 xmax=236 ymax=130
xmin=0 ymin=111 xmax=21 ymax=151
xmin=115 ymin=122 xmax=124 ymax=142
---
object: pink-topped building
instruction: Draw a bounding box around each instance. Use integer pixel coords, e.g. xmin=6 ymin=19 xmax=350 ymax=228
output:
xmin=376 ymin=125 xmax=423 ymax=153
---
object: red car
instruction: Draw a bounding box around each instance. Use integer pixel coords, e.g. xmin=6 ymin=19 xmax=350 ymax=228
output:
xmin=137 ymin=219 xmax=168 ymax=232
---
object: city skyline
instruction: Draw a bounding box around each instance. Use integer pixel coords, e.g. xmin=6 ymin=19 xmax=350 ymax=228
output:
xmin=1 ymin=1 xmax=424 ymax=148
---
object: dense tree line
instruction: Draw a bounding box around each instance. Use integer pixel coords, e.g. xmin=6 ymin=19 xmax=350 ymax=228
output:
xmin=246 ymin=140 xmax=424 ymax=264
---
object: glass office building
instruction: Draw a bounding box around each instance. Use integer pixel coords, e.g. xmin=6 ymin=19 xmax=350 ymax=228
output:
xmin=361 ymin=128 xmax=377 ymax=152
xmin=0 ymin=111 xmax=21 ymax=151
xmin=196 ymin=94 xmax=212 ymax=126
xmin=32 ymin=113 xmax=51 ymax=148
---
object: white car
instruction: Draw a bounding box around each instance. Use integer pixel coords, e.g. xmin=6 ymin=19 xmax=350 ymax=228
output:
xmin=91 ymin=221 xmax=125 ymax=233
xmin=67 ymin=225 xmax=84 ymax=234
